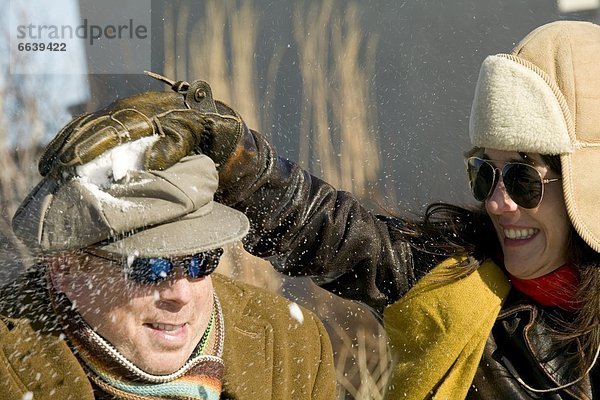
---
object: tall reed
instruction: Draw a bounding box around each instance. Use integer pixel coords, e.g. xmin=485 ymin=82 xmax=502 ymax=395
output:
xmin=335 ymin=325 xmax=392 ymax=399
xmin=293 ymin=0 xmax=380 ymax=197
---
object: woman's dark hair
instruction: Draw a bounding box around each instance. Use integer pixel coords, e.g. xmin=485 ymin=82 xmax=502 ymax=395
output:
xmin=383 ymin=201 xmax=497 ymax=282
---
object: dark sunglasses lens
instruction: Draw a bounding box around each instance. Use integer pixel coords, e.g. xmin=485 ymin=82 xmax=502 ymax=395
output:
xmin=187 ymin=249 xmax=223 ymax=278
xmin=503 ymin=163 xmax=542 ymax=208
xmin=468 ymin=158 xmax=495 ymax=201
xmin=187 ymin=255 xmax=210 ymax=278
xmin=129 ymin=258 xmax=173 ymax=283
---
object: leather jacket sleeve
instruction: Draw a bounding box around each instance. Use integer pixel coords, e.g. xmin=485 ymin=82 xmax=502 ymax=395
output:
xmin=215 ymin=128 xmax=424 ymax=315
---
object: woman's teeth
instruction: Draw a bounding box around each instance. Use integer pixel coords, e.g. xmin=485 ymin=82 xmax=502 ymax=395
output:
xmin=504 ymin=228 xmax=536 ymax=240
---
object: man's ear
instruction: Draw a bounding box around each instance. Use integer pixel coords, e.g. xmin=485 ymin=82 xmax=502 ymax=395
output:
xmin=47 ymin=254 xmax=73 ymax=293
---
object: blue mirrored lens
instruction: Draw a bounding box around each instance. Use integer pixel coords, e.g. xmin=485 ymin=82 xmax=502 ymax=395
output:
xmin=186 ymin=253 xmax=221 ymax=278
xmin=148 ymin=258 xmax=174 ymax=280
xmin=129 ymin=258 xmax=173 ymax=283
xmin=187 ymin=255 xmax=201 ymax=278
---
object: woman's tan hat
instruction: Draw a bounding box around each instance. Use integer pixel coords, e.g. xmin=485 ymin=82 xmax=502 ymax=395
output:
xmin=469 ymin=21 xmax=600 ymax=251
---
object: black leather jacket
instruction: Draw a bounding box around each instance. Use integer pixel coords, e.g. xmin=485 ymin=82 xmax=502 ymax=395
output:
xmin=216 ymin=128 xmax=598 ymax=398
xmin=470 ymin=290 xmax=598 ymax=399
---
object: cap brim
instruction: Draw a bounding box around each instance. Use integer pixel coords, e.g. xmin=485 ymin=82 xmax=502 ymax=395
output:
xmin=99 ymin=202 xmax=249 ymax=257
xmin=562 ymin=151 xmax=600 ymax=252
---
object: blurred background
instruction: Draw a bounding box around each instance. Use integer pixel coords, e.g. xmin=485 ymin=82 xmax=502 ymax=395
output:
xmin=2 ymin=0 xmax=599 ymax=398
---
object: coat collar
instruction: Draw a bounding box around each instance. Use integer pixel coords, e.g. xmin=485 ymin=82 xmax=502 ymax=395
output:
xmin=497 ymin=295 xmax=592 ymax=399
xmin=211 ymin=273 xmax=276 ymax=398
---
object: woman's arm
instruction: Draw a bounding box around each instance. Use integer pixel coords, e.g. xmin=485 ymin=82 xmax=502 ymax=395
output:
xmin=216 ymin=126 xmax=422 ymax=314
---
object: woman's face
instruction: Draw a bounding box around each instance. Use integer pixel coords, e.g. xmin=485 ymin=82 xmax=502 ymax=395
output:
xmin=483 ymin=149 xmax=570 ymax=279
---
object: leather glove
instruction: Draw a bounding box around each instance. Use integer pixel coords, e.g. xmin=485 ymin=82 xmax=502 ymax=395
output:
xmin=39 ymin=72 xmax=246 ymax=176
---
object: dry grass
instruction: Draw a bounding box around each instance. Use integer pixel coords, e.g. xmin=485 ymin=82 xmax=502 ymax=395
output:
xmin=293 ymin=0 xmax=380 ymax=197
xmin=335 ymin=325 xmax=392 ymax=399
xmin=163 ymin=1 xmax=391 ymax=398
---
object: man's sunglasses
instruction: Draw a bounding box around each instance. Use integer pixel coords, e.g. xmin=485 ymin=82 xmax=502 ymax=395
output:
xmin=466 ymin=157 xmax=561 ymax=209
xmin=83 ymin=248 xmax=224 ymax=284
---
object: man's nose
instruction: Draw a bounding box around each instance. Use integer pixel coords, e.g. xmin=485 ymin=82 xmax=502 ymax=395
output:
xmin=154 ymin=269 xmax=194 ymax=308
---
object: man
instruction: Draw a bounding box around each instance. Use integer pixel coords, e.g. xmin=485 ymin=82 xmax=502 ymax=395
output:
xmin=1 ymin=134 xmax=336 ymax=398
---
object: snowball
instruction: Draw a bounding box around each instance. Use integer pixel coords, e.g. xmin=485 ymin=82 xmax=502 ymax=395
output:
xmin=74 ymin=137 xmax=159 ymax=208
xmin=78 ymin=179 xmax=138 ymax=210
xmin=288 ymin=302 xmax=304 ymax=324
xmin=75 ymin=136 xmax=159 ymax=188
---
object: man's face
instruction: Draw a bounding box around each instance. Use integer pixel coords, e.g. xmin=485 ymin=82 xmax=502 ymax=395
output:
xmin=49 ymin=252 xmax=214 ymax=375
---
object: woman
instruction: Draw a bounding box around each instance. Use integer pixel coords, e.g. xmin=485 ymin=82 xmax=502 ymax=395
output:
xmin=44 ymin=20 xmax=600 ymax=398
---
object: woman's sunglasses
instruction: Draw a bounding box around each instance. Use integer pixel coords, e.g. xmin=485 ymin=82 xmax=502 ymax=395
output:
xmin=466 ymin=157 xmax=561 ymax=209
xmin=83 ymin=248 xmax=224 ymax=284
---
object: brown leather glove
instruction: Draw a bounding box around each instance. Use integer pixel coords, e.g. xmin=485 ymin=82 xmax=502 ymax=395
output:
xmin=39 ymin=72 xmax=246 ymax=176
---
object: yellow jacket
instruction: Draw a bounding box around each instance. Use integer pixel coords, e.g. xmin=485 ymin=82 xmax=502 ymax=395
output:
xmin=384 ymin=257 xmax=510 ymax=399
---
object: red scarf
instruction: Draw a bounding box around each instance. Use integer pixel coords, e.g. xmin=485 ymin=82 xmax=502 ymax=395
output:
xmin=508 ymin=264 xmax=581 ymax=312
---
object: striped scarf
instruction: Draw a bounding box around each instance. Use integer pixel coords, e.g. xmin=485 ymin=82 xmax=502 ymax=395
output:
xmin=49 ymin=281 xmax=225 ymax=400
